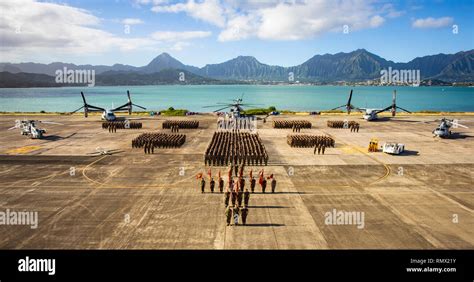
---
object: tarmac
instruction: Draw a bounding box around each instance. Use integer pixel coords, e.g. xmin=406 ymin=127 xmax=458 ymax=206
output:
xmin=0 ymin=113 xmax=473 ymax=249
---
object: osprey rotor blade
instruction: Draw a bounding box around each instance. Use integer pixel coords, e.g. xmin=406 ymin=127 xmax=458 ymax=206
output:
xmin=213 ymin=106 xmax=231 ymax=112
xmin=70 ymin=106 xmax=85 ymax=114
xmin=397 ymin=106 xmax=412 ymax=113
xmin=132 ymin=103 xmax=147 ymax=110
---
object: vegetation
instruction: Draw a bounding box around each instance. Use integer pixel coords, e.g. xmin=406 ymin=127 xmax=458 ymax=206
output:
xmin=242 ymin=106 xmax=277 ymax=115
xmin=159 ymin=107 xmax=188 ymax=116
xmin=320 ymin=110 xmax=344 ymax=113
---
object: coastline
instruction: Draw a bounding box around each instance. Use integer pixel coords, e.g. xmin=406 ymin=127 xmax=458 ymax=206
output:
xmin=2 ymin=111 xmax=474 ymax=116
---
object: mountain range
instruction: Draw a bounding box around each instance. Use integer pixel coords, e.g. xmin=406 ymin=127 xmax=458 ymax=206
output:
xmin=1 ymin=49 xmax=473 ymax=86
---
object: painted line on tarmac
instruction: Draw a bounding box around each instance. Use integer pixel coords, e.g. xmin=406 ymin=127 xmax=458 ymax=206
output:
xmin=321 ymin=130 xmax=391 ymax=186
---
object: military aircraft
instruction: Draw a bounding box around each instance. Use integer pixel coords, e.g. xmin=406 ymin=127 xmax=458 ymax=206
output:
xmin=431 ymin=118 xmax=469 ymax=138
xmin=87 ymin=147 xmax=124 ymax=156
xmin=71 ymin=90 xmax=146 ymax=121
xmin=331 ymin=89 xmax=411 ymax=121
xmin=8 ymin=119 xmax=63 ymax=139
xmin=203 ymin=93 xmax=263 ymax=118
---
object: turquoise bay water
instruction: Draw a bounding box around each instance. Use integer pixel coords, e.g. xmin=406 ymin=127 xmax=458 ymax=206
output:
xmin=0 ymin=85 xmax=473 ymax=112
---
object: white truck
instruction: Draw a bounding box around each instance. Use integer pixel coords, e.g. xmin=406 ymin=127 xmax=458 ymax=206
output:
xmin=382 ymin=142 xmax=405 ymax=155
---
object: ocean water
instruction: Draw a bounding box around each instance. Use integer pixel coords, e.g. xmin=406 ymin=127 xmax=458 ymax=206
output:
xmin=0 ymin=85 xmax=473 ymax=112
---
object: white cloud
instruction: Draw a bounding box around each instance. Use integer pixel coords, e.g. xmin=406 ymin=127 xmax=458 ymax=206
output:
xmin=122 ymin=18 xmax=144 ymax=25
xmin=151 ymin=0 xmax=226 ymax=27
xmin=151 ymin=31 xmax=211 ymax=41
xmin=148 ymin=0 xmax=394 ymax=41
xmin=412 ymin=17 xmax=453 ymax=29
xmin=0 ymin=0 xmax=210 ymax=61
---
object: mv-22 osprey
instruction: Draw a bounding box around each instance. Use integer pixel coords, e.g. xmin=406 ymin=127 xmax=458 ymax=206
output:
xmin=71 ymin=90 xmax=146 ymax=121
xmin=331 ymin=89 xmax=411 ymax=121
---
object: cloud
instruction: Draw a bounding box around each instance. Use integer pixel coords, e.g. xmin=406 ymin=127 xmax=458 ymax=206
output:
xmin=0 ymin=0 xmax=153 ymax=58
xmin=0 ymin=0 xmax=210 ymax=61
xmin=148 ymin=0 xmax=394 ymax=41
xmin=412 ymin=17 xmax=453 ymax=29
xmin=151 ymin=31 xmax=211 ymax=41
xmin=249 ymin=1 xmax=387 ymax=41
xmin=122 ymin=18 xmax=144 ymax=25
xmin=151 ymin=0 xmax=226 ymax=27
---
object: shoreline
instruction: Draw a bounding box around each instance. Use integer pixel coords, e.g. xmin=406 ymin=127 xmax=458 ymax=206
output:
xmin=1 ymin=111 xmax=474 ymax=116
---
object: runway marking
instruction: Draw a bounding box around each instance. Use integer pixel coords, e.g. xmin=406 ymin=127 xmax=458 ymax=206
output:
xmin=321 ymin=131 xmax=391 ymax=186
xmin=6 ymin=146 xmax=42 ymax=154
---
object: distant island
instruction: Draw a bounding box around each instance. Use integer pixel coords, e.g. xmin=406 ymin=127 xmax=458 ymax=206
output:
xmin=1 ymin=49 xmax=473 ymax=88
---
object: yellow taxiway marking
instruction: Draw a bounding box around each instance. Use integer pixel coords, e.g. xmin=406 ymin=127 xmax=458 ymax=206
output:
xmin=6 ymin=146 xmax=42 ymax=154
xmin=321 ymin=131 xmax=391 ymax=186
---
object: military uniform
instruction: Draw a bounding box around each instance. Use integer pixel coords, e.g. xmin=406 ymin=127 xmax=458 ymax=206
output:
xmin=210 ymin=178 xmax=215 ymax=193
xmin=250 ymin=178 xmax=256 ymax=193
xmin=225 ymin=206 xmax=232 ymax=226
xmin=218 ymin=177 xmax=224 ymax=193
xmin=240 ymin=207 xmax=248 ymax=225
xmin=243 ymin=189 xmax=250 ymax=206
xmin=232 ymin=205 xmax=240 ymax=226
xmin=224 ymin=191 xmax=230 ymax=207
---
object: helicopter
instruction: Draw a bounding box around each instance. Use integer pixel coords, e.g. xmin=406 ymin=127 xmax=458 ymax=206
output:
xmin=71 ymin=90 xmax=146 ymax=121
xmin=203 ymin=93 xmax=263 ymax=118
xmin=331 ymin=89 xmax=411 ymax=121
xmin=8 ymin=119 xmax=63 ymax=139
xmin=431 ymin=118 xmax=469 ymax=138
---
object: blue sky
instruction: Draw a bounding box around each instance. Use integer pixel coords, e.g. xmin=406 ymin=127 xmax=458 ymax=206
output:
xmin=1 ymin=0 xmax=473 ymax=67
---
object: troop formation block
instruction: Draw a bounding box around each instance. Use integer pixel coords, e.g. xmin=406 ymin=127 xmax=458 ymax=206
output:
xmin=205 ymin=132 xmax=268 ymax=166
xmin=287 ymin=134 xmax=334 ymax=148
xmin=162 ymin=120 xmax=199 ymax=129
xmin=273 ymin=120 xmax=312 ymax=129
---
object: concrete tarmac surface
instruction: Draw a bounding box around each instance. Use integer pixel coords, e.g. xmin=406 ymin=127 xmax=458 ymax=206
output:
xmin=0 ymin=114 xmax=473 ymax=249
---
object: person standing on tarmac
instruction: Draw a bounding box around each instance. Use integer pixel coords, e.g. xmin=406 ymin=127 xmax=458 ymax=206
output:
xmin=200 ymin=178 xmax=206 ymax=193
xmin=240 ymin=206 xmax=248 ymax=225
xmin=270 ymin=175 xmax=277 ymax=193
xmin=225 ymin=205 xmax=232 ymax=226
xmin=210 ymin=177 xmax=215 ymax=193
xmin=243 ymin=188 xmax=250 ymax=206
xmin=232 ymin=204 xmax=240 ymax=226
xmin=218 ymin=176 xmax=224 ymax=193
xmin=262 ymin=178 xmax=267 ymax=193
xmin=224 ymin=188 xmax=230 ymax=207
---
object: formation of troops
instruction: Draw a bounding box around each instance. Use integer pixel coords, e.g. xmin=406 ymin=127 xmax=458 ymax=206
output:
xmin=287 ymin=134 xmax=334 ymax=148
xmin=102 ymin=121 xmax=142 ymax=132
xmin=204 ymin=132 xmax=268 ymax=166
xmin=327 ymin=120 xmax=360 ymax=132
xmin=132 ymin=132 xmax=186 ymax=154
xmin=273 ymin=120 xmax=312 ymax=129
xmin=196 ymin=167 xmax=277 ymax=226
xmin=162 ymin=120 xmax=199 ymax=129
